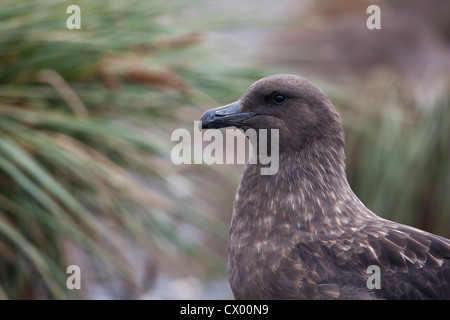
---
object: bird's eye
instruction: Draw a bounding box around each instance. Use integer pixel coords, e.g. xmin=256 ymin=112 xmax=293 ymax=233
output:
xmin=273 ymin=95 xmax=286 ymax=104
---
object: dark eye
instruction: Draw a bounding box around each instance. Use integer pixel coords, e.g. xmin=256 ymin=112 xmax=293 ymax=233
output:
xmin=273 ymin=95 xmax=285 ymax=104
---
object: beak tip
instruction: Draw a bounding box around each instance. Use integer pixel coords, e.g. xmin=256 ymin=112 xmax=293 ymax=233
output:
xmin=199 ymin=100 xmax=253 ymax=129
xmin=199 ymin=120 xmax=207 ymax=130
xmin=199 ymin=109 xmax=214 ymax=130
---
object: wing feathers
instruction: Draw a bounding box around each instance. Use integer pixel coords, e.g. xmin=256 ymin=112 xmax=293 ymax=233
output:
xmin=298 ymin=221 xmax=450 ymax=299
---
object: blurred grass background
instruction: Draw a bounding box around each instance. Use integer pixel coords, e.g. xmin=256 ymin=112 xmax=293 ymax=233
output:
xmin=0 ymin=0 xmax=449 ymax=299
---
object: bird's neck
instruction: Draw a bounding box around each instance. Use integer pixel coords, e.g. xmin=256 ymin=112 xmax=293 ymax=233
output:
xmin=234 ymin=140 xmax=373 ymax=236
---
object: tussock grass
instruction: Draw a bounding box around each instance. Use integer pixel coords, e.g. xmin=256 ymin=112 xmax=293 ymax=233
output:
xmin=0 ymin=0 xmax=264 ymax=299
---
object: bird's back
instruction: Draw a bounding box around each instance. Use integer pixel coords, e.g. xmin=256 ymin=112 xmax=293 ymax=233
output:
xmin=229 ymin=202 xmax=450 ymax=300
xmin=291 ymin=218 xmax=450 ymax=299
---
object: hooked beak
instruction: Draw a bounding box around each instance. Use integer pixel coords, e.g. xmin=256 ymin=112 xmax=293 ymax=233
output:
xmin=200 ymin=100 xmax=255 ymax=129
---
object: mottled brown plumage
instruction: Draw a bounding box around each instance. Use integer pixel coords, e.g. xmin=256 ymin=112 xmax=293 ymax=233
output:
xmin=200 ymin=74 xmax=450 ymax=300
